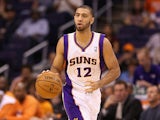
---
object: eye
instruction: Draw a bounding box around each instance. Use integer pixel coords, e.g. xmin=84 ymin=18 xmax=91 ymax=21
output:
xmin=75 ymin=13 xmax=79 ymax=17
xmin=82 ymin=14 xmax=88 ymax=18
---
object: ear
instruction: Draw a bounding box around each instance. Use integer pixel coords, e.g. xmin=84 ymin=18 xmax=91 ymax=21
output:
xmin=90 ymin=17 xmax=94 ymax=25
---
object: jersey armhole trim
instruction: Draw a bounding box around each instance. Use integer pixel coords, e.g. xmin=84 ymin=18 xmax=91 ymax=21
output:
xmin=64 ymin=34 xmax=68 ymax=60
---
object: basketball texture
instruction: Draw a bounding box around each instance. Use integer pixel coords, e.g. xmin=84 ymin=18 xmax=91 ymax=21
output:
xmin=35 ymin=71 xmax=62 ymax=99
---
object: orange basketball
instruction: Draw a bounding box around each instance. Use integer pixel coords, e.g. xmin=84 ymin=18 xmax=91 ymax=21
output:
xmin=35 ymin=71 xmax=62 ymax=99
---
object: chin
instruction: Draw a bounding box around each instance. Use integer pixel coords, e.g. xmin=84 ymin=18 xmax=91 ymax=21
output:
xmin=77 ymin=29 xmax=84 ymax=31
xmin=76 ymin=26 xmax=85 ymax=31
xmin=76 ymin=27 xmax=84 ymax=31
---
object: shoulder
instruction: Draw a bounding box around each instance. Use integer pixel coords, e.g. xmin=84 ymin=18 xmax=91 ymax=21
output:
xmin=3 ymin=95 xmax=16 ymax=104
xmin=135 ymin=66 xmax=143 ymax=72
xmin=59 ymin=32 xmax=75 ymax=42
xmin=127 ymin=95 xmax=142 ymax=106
xmin=12 ymin=76 xmax=23 ymax=84
xmin=150 ymin=33 xmax=160 ymax=40
xmin=41 ymin=100 xmax=52 ymax=107
xmin=26 ymin=95 xmax=39 ymax=103
xmin=93 ymin=32 xmax=111 ymax=45
xmin=141 ymin=108 xmax=149 ymax=119
xmin=64 ymin=32 xmax=75 ymax=38
xmin=151 ymin=64 xmax=160 ymax=71
xmin=101 ymin=37 xmax=112 ymax=51
xmin=23 ymin=18 xmax=32 ymax=23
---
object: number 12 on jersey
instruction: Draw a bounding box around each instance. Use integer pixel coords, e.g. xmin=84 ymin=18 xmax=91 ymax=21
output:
xmin=77 ymin=67 xmax=91 ymax=77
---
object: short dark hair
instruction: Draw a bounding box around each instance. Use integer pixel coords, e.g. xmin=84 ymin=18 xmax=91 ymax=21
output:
xmin=76 ymin=5 xmax=94 ymax=17
xmin=114 ymin=80 xmax=128 ymax=89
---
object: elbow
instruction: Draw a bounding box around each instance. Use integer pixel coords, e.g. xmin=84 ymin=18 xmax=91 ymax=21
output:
xmin=115 ymin=66 xmax=121 ymax=79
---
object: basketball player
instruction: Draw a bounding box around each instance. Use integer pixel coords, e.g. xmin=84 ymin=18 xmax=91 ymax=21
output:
xmin=48 ymin=5 xmax=120 ymax=120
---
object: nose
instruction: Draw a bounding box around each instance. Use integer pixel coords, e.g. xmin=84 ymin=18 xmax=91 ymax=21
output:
xmin=77 ymin=15 xmax=83 ymax=21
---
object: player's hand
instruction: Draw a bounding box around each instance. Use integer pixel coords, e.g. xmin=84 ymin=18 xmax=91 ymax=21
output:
xmin=84 ymin=80 xmax=100 ymax=93
xmin=38 ymin=70 xmax=61 ymax=80
xmin=41 ymin=70 xmax=59 ymax=75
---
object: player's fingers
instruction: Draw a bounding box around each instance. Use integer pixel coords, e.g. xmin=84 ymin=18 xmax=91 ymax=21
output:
xmin=84 ymin=86 xmax=94 ymax=93
xmin=42 ymin=70 xmax=50 ymax=73
xmin=42 ymin=70 xmax=47 ymax=73
xmin=37 ymin=74 xmax=42 ymax=78
xmin=84 ymin=82 xmax=91 ymax=86
xmin=84 ymin=81 xmax=93 ymax=86
xmin=85 ymin=88 xmax=93 ymax=93
xmin=85 ymin=80 xmax=93 ymax=83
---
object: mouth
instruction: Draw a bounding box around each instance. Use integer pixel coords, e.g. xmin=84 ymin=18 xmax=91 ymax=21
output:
xmin=77 ymin=23 xmax=83 ymax=26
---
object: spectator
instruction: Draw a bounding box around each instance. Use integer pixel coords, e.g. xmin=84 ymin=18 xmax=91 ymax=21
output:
xmin=146 ymin=33 xmax=160 ymax=65
xmin=119 ymin=58 xmax=137 ymax=84
xmin=100 ymin=80 xmax=143 ymax=120
xmin=0 ymin=75 xmax=13 ymax=96
xmin=119 ymin=43 xmax=136 ymax=71
xmin=134 ymin=48 xmax=160 ymax=88
xmin=145 ymin=0 xmax=160 ymax=14
xmin=51 ymin=94 xmax=67 ymax=120
xmin=10 ymin=64 xmax=35 ymax=92
xmin=102 ymin=24 xmax=120 ymax=56
xmin=144 ymin=0 xmax=160 ymax=28
xmin=53 ymin=0 xmax=83 ymax=16
xmin=140 ymin=85 xmax=160 ymax=120
xmin=141 ymin=13 xmax=151 ymax=28
xmin=101 ymin=85 xmax=114 ymax=108
xmin=8 ymin=0 xmax=37 ymax=16
xmin=127 ymin=83 xmax=134 ymax=95
xmin=0 ymin=90 xmax=16 ymax=118
xmin=130 ymin=0 xmax=145 ymax=26
xmin=37 ymin=95 xmax=54 ymax=119
xmin=36 ymin=0 xmax=55 ymax=13
xmin=1 ymin=82 xmax=43 ymax=120
xmin=15 ymin=9 xmax=49 ymax=43
xmin=0 ymin=3 xmax=20 ymax=47
xmin=0 ymin=75 xmax=8 ymax=92
xmin=27 ymin=80 xmax=54 ymax=119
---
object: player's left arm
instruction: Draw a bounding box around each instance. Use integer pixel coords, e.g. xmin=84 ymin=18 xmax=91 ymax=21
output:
xmin=99 ymin=38 xmax=120 ymax=86
xmin=85 ymin=38 xmax=120 ymax=93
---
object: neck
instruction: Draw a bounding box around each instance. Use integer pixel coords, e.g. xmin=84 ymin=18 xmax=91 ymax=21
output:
xmin=143 ymin=63 xmax=151 ymax=72
xmin=150 ymin=101 xmax=160 ymax=108
xmin=18 ymin=96 xmax=26 ymax=104
xmin=76 ymin=28 xmax=92 ymax=42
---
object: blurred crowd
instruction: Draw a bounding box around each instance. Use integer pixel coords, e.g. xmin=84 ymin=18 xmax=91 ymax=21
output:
xmin=0 ymin=0 xmax=160 ymax=120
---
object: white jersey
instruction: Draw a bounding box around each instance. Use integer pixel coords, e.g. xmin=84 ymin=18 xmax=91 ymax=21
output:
xmin=63 ymin=32 xmax=105 ymax=120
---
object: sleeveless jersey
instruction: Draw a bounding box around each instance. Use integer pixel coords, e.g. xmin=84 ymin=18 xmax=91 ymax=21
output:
xmin=63 ymin=32 xmax=105 ymax=120
xmin=64 ymin=32 xmax=105 ymax=91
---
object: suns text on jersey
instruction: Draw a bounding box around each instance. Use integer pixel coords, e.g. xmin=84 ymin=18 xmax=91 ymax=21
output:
xmin=69 ymin=56 xmax=97 ymax=66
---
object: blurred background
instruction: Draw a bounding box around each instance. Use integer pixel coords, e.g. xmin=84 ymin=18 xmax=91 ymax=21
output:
xmin=0 ymin=0 xmax=160 ymax=120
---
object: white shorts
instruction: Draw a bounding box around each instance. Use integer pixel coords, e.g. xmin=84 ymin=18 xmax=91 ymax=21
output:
xmin=62 ymin=84 xmax=101 ymax=120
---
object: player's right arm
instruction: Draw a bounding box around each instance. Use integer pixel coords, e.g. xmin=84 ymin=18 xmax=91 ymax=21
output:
xmin=50 ymin=37 xmax=65 ymax=74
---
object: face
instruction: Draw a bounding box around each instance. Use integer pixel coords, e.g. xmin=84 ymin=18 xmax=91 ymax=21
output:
xmin=134 ymin=0 xmax=141 ymax=10
xmin=0 ymin=77 xmax=7 ymax=91
xmin=32 ymin=12 xmax=40 ymax=21
xmin=128 ymin=64 xmax=136 ymax=74
xmin=147 ymin=86 xmax=160 ymax=103
xmin=21 ymin=68 xmax=32 ymax=79
xmin=103 ymin=25 xmax=112 ymax=35
xmin=74 ymin=8 xmax=94 ymax=31
xmin=137 ymin=52 xmax=150 ymax=67
xmin=6 ymin=11 xmax=15 ymax=20
xmin=114 ymin=84 xmax=128 ymax=102
xmin=13 ymin=84 xmax=26 ymax=102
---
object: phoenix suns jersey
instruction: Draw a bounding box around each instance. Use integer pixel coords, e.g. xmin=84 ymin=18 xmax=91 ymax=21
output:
xmin=62 ymin=32 xmax=105 ymax=120
xmin=64 ymin=32 xmax=105 ymax=90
